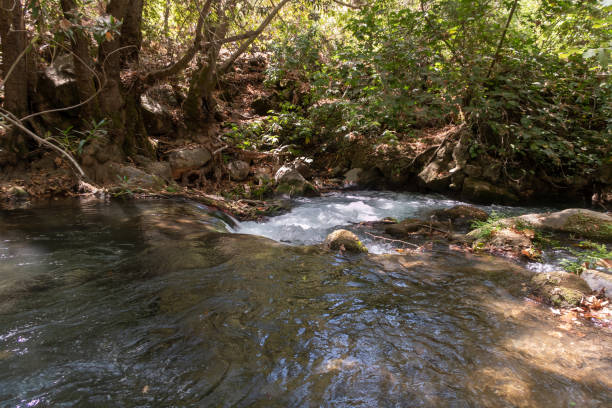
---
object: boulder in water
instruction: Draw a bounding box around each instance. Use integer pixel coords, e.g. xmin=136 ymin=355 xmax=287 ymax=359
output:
xmin=325 ymin=229 xmax=368 ymax=253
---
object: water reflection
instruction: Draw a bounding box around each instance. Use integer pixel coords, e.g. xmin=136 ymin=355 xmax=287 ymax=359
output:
xmin=0 ymin=199 xmax=610 ymax=407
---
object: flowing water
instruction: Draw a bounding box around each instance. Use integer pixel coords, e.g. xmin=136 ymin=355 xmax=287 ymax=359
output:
xmin=1 ymin=195 xmax=611 ymax=407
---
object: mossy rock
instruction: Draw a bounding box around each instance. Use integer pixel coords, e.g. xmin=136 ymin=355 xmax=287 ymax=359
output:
xmin=517 ymin=209 xmax=612 ymax=242
xmin=531 ymin=271 xmax=591 ymax=307
xmin=429 ymin=205 xmax=488 ymax=227
xmin=324 ymin=229 xmax=368 ymax=253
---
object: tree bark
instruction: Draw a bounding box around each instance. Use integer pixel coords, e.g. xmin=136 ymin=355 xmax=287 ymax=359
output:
xmin=0 ymin=0 xmax=29 ymax=154
xmin=60 ymin=0 xmax=100 ymax=117
xmin=120 ymin=0 xmax=144 ymax=66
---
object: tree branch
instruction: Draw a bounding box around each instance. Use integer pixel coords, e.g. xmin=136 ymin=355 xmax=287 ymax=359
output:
xmin=218 ymin=0 xmax=291 ymax=74
xmin=486 ymin=0 xmax=519 ymax=78
xmin=144 ymin=0 xmax=215 ymax=84
xmin=0 ymin=108 xmax=85 ymax=177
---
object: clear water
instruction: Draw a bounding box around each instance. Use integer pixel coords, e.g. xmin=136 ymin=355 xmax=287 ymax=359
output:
xmin=1 ymin=198 xmax=611 ymax=407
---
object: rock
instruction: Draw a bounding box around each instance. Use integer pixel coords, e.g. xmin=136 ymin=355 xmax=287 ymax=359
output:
xmin=428 ymin=205 xmax=488 ymax=228
xmin=254 ymin=167 xmax=272 ymax=184
xmin=462 ymin=178 xmax=518 ymax=204
xmin=488 ymin=228 xmax=532 ymax=249
xmin=275 ymin=165 xmax=320 ymax=197
xmin=275 ymin=179 xmax=320 ymax=198
xmin=108 ymin=163 xmax=166 ymax=189
xmin=38 ymin=54 xmax=79 ymax=110
xmin=168 ymin=147 xmax=212 ymax=179
xmin=464 ymin=164 xmax=482 ymax=178
xmin=515 ymin=208 xmax=612 ymax=242
xmin=482 ymin=162 xmax=502 ymax=183
xmin=344 ymin=167 xmax=384 ymax=187
xmin=140 ymin=93 xmax=173 ymax=136
xmin=7 ymin=186 xmax=29 ymax=198
xmin=324 ymin=229 xmax=368 ymax=253
xmin=417 ymin=161 xmax=452 ymax=192
xmin=292 ymin=157 xmax=315 ymax=179
xmin=385 ymin=219 xmax=426 ymax=238
xmin=531 ymin=271 xmax=591 ymax=307
xmin=228 ymin=160 xmax=250 ymax=181
xmin=581 ymin=269 xmax=612 ymax=294
xmin=145 ymin=161 xmax=173 ymax=182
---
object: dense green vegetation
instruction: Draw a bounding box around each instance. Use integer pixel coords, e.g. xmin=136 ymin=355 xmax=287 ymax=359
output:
xmin=0 ymin=0 xmax=610 ymax=198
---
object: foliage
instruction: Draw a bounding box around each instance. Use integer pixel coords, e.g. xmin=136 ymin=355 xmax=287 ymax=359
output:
xmin=470 ymin=211 xmax=506 ymax=240
xmin=560 ymin=241 xmax=612 ymax=274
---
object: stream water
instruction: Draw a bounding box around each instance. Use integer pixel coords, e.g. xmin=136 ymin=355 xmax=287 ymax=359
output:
xmin=1 ymin=195 xmax=611 ymax=407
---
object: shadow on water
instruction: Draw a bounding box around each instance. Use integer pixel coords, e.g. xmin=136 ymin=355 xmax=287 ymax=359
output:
xmin=0 ymin=199 xmax=611 ymax=407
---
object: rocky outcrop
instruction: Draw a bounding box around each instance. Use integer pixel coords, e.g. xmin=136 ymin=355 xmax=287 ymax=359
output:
xmin=324 ymin=229 xmax=368 ymax=253
xmin=168 ymin=147 xmax=212 ymax=180
xmin=531 ymin=271 xmax=592 ymax=307
xmin=275 ymin=165 xmax=319 ymax=197
xmin=140 ymin=93 xmax=173 ymax=136
xmin=461 ymin=178 xmax=518 ymax=204
xmin=417 ymin=146 xmax=454 ymax=192
xmin=228 ymin=160 xmax=250 ymax=181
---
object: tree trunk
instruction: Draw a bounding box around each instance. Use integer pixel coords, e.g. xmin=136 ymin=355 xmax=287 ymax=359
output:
xmin=60 ymin=0 xmax=100 ymax=118
xmin=0 ymin=0 xmax=29 ymax=155
xmin=120 ymin=0 xmax=144 ymax=66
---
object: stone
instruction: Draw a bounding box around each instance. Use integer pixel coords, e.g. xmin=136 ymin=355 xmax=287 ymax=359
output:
xmin=464 ymin=164 xmax=482 ymax=178
xmin=140 ymin=93 xmax=173 ymax=136
xmin=482 ymin=162 xmax=502 ymax=183
xmin=7 ymin=186 xmax=29 ymax=197
xmin=145 ymin=161 xmax=173 ymax=181
xmin=275 ymin=165 xmax=320 ymax=197
xmin=292 ymin=157 xmax=314 ymax=179
xmin=531 ymin=271 xmax=591 ymax=307
xmin=417 ymin=161 xmax=452 ymax=192
xmin=581 ymin=269 xmax=612 ymax=294
xmin=488 ymin=228 xmax=532 ymax=249
xmin=384 ymin=219 xmax=425 ymax=239
xmin=38 ymin=54 xmax=79 ymax=110
xmin=324 ymin=229 xmax=368 ymax=253
xmin=168 ymin=147 xmax=212 ymax=179
xmin=515 ymin=209 xmax=612 ymax=242
xmin=344 ymin=167 xmax=384 ymax=187
xmin=461 ymin=178 xmax=518 ymax=204
xmin=429 ymin=205 xmax=488 ymax=228
xmin=228 ymin=160 xmax=250 ymax=181
xmin=108 ymin=163 xmax=166 ymax=189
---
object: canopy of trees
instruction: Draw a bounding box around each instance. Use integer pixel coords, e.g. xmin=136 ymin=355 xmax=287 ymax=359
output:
xmin=0 ymin=0 xmax=610 ymax=192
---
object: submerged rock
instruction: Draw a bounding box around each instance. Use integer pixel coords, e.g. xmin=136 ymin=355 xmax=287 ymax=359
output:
xmin=324 ymin=229 xmax=368 ymax=253
xmin=385 ymin=218 xmax=427 ymax=238
xmin=531 ymin=271 xmax=591 ymax=307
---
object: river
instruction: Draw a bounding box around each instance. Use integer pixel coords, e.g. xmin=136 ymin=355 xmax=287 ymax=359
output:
xmin=1 ymin=194 xmax=611 ymax=407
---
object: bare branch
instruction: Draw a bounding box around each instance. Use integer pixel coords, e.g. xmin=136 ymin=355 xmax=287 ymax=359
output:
xmin=0 ymin=108 xmax=86 ymax=177
xmin=144 ymin=0 xmax=215 ymax=84
xmin=332 ymin=0 xmax=363 ymax=9
xmin=219 ymin=0 xmax=291 ymax=74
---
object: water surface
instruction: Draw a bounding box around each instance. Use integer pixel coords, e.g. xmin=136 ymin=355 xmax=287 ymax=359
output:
xmin=1 ymin=198 xmax=610 ymax=407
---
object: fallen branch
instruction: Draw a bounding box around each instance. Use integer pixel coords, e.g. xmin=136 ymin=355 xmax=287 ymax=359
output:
xmin=364 ymin=231 xmax=420 ymax=248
